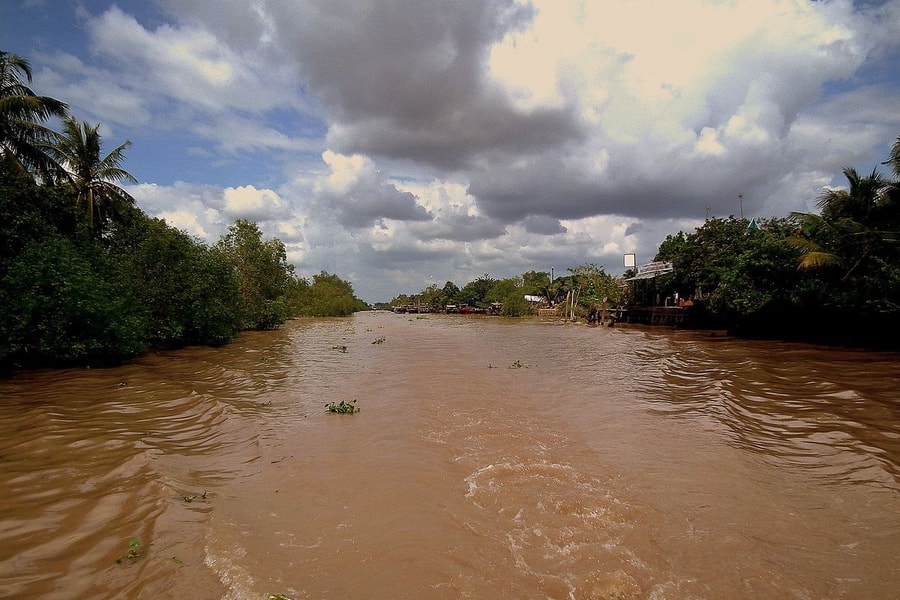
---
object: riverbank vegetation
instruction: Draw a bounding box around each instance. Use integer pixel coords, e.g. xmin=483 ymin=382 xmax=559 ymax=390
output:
xmin=0 ymin=51 xmax=365 ymax=371
xmin=650 ymin=140 xmax=900 ymax=348
xmin=388 ymin=138 xmax=900 ymax=349
xmin=385 ymin=264 xmax=622 ymax=318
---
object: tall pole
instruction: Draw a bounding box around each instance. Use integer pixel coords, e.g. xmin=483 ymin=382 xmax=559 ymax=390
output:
xmin=739 ymin=193 xmax=744 ymax=218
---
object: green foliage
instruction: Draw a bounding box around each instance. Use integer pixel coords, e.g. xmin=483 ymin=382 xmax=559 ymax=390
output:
xmin=786 ymin=159 xmax=900 ymax=341
xmin=647 ymin=157 xmax=900 ymax=346
xmin=325 ymin=399 xmax=359 ymax=413
xmin=0 ymin=166 xmax=78 ymax=264
xmin=521 ymin=270 xmax=550 ymax=296
xmin=287 ymin=271 xmax=368 ymax=317
xmin=483 ymin=276 xmax=528 ymax=316
xmin=114 ymin=217 xmax=242 ymax=347
xmin=0 ymin=51 xmax=68 ymax=179
xmin=656 ymin=217 xmax=755 ymax=296
xmin=0 ymin=235 xmax=146 ymax=368
xmin=568 ymin=263 xmax=620 ymax=307
xmin=116 ymin=539 xmax=143 ymax=564
xmin=216 ymin=219 xmax=293 ymax=329
xmin=456 ymin=273 xmax=496 ymax=308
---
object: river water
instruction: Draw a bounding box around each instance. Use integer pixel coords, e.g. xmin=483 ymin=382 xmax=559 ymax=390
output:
xmin=1 ymin=311 xmax=898 ymax=599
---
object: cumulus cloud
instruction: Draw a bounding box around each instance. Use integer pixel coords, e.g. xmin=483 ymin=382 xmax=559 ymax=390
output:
xmin=222 ymin=185 xmax=289 ymax=220
xmin=315 ymin=151 xmax=432 ymax=228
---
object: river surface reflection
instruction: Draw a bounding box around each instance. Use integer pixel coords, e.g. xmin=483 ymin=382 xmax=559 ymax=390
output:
xmin=1 ymin=311 xmax=898 ymax=599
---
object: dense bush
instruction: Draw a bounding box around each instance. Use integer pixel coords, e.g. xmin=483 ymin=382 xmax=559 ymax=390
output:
xmin=287 ymin=271 xmax=368 ymax=317
xmin=114 ymin=216 xmax=243 ymax=347
xmin=0 ymin=235 xmax=146 ymax=367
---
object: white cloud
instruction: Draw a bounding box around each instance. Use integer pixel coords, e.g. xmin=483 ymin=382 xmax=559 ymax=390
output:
xmin=86 ymin=6 xmax=285 ymax=113
xmin=223 ymin=185 xmax=288 ymax=220
xmin=314 ymin=151 xmax=432 ymax=228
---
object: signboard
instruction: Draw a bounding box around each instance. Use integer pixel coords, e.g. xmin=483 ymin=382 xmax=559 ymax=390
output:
xmin=625 ymin=261 xmax=674 ymax=280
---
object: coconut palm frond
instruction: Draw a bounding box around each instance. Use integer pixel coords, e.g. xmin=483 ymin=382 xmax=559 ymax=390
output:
xmin=883 ymin=136 xmax=900 ymax=179
xmin=797 ymin=251 xmax=842 ymax=271
xmin=0 ymin=51 xmax=69 ymax=178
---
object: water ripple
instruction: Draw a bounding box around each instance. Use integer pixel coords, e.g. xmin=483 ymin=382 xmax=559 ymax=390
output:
xmin=636 ymin=338 xmax=900 ymax=489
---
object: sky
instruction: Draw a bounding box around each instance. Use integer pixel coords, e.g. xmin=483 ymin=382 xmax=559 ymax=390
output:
xmin=3 ymin=0 xmax=899 ymax=302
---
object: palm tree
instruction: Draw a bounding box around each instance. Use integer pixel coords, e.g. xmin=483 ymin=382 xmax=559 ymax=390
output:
xmin=885 ymin=136 xmax=900 ymax=179
xmin=882 ymin=137 xmax=900 ymax=220
xmin=817 ymin=167 xmax=888 ymax=225
xmin=45 ymin=116 xmax=137 ymax=231
xmin=790 ymin=166 xmax=897 ymax=282
xmin=0 ymin=51 xmax=68 ymax=178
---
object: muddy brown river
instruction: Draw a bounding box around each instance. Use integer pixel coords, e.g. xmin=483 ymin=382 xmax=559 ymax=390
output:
xmin=1 ymin=311 xmax=898 ymax=599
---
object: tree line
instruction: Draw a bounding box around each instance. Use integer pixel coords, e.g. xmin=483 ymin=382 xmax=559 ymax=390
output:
xmin=651 ymin=141 xmax=900 ymax=347
xmin=385 ymin=264 xmax=622 ymax=318
xmin=0 ymin=51 xmax=365 ymax=371
xmin=389 ymin=139 xmax=900 ymax=349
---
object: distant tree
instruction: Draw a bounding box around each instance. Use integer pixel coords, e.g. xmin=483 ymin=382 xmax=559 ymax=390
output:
xmin=568 ymin=264 xmax=619 ymax=307
xmin=457 ymin=273 xmax=495 ymax=307
xmin=0 ymin=161 xmax=78 ymax=266
xmin=706 ymin=221 xmax=802 ymax=325
xmin=419 ymin=283 xmax=443 ymax=307
xmin=290 ymin=271 xmax=367 ymax=316
xmin=655 ymin=216 xmax=764 ymax=301
xmin=885 ymin=136 xmax=900 ymax=178
xmin=651 ymin=216 xmax=805 ymax=330
xmin=0 ymin=51 xmax=68 ymax=179
xmin=441 ymin=280 xmax=459 ymax=301
xmin=521 ymin=270 xmax=550 ymax=297
xmin=818 ymin=167 xmax=890 ymax=227
xmin=485 ymin=276 xmax=529 ymax=316
xmin=216 ymin=219 xmax=293 ymax=329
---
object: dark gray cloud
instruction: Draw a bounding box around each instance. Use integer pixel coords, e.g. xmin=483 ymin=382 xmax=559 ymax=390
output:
xmin=410 ymin=212 xmax=507 ymax=242
xmin=324 ymin=180 xmax=432 ymax=229
xmin=521 ymin=215 xmax=567 ymax=235
xmin=259 ymin=0 xmax=583 ymax=169
xmin=466 ymin=139 xmax=809 ymax=222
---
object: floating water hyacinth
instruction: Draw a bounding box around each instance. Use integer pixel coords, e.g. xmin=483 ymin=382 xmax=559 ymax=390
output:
xmin=325 ymin=399 xmax=360 ymax=414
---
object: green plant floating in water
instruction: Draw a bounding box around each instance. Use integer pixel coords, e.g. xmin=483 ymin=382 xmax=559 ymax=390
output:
xmin=116 ymin=539 xmax=143 ymax=564
xmin=325 ymin=399 xmax=360 ymax=414
xmin=372 ymin=335 xmax=386 ymax=344
xmin=269 ymin=595 xmax=293 ymax=600
xmin=510 ymin=360 xmax=526 ymax=368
